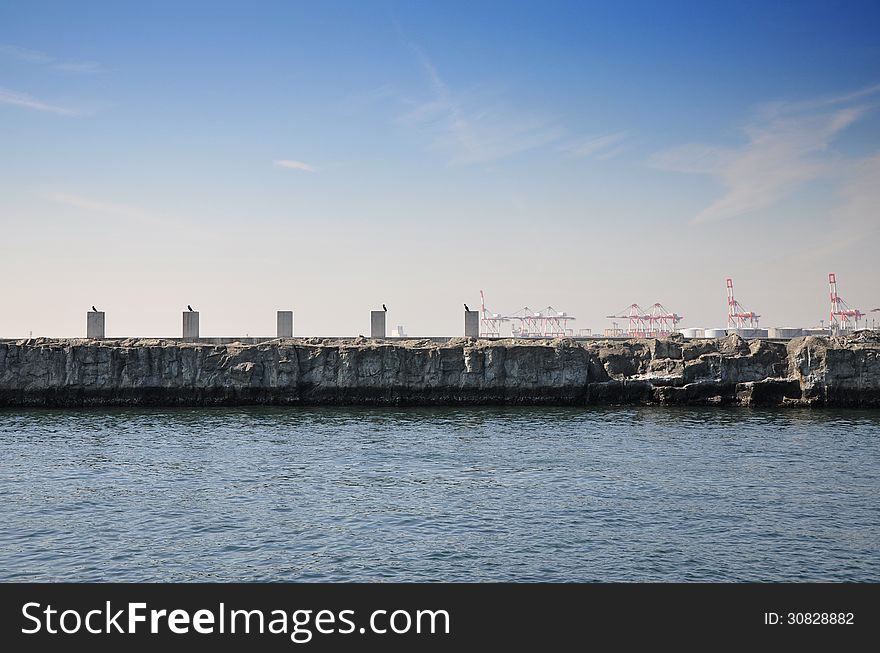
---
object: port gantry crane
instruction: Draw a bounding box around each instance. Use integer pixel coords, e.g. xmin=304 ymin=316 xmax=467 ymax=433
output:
xmin=726 ymin=278 xmax=760 ymax=329
xmin=828 ymin=273 xmax=864 ymax=334
xmin=606 ymin=302 xmax=682 ymax=338
xmin=507 ymin=306 xmax=575 ymax=338
xmin=644 ymin=302 xmax=683 ymax=337
xmin=479 ymin=290 xmax=508 ymax=337
xmin=478 ymin=291 xmax=576 ymax=338
xmin=606 ymin=304 xmax=648 ymax=337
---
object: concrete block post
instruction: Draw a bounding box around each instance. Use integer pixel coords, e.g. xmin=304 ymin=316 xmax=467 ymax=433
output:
xmin=183 ymin=311 xmax=199 ymax=341
xmin=277 ymin=311 xmax=294 ymax=338
xmin=87 ymin=312 xmax=105 ymax=339
xmin=464 ymin=310 xmax=479 ymax=338
xmin=370 ymin=310 xmax=386 ymax=339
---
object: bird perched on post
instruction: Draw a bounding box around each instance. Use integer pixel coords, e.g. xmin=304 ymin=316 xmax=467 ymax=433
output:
xmin=464 ymin=304 xmax=470 ymax=312
xmin=187 ymin=305 xmax=194 ymax=312
xmin=382 ymin=304 xmax=387 ymax=312
xmin=91 ymin=305 xmax=97 ymax=312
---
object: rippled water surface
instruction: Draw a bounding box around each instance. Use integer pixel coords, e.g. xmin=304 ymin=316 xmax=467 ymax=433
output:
xmin=1 ymin=407 xmax=878 ymax=581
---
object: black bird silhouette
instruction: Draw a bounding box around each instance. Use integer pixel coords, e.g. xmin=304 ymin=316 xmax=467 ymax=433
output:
xmin=91 ymin=305 xmax=97 ymax=312
xmin=187 ymin=305 xmax=194 ymax=312
xmin=382 ymin=304 xmax=387 ymax=312
xmin=464 ymin=304 xmax=470 ymax=312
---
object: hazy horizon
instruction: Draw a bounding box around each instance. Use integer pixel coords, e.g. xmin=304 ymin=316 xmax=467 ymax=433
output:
xmin=2 ymin=1 xmax=879 ymax=338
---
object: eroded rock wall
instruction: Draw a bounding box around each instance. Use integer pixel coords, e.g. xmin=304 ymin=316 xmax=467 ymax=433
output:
xmin=0 ymin=334 xmax=878 ymax=407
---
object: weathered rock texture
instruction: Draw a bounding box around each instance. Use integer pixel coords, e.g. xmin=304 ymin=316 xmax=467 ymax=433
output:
xmin=0 ymin=333 xmax=878 ymax=407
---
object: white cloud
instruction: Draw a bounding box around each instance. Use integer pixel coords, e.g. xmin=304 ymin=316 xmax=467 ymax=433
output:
xmin=345 ymin=41 xmax=627 ymax=167
xmin=649 ymin=84 xmax=880 ymax=223
xmin=0 ymin=44 xmax=52 ymax=64
xmin=337 ymin=84 xmax=399 ymax=114
xmin=560 ymin=131 xmax=628 ymax=159
xmin=47 ymin=192 xmax=156 ymax=220
xmin=833 ymin=153 xmax=880 ymax=232
xmin=52 ymin=61 xmax=104 ymax=74
xmin=755 ymin=82 xmax=880 ymax=119
xmin=273 ymin=160 xmax=316 ymax=172
xmin=0 ymin=87 xmax=79 ymax=116
xmin=46 ymin=192 xmax=200 ymax=235
xmin=399 ymin=44 xmax=563 ymax=165
xmin=0 ymin=43 xmax=105 ymax=73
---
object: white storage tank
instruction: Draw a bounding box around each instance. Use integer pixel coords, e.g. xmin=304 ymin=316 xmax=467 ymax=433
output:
xmin=705 ymin=328 xmax=728 ymax=339
xmin=678 ymin=328 xmax=705 ymax=338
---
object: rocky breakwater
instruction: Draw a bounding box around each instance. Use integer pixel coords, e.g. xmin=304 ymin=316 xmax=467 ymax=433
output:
xmin=0 ymin=333 xmax=878 ymax=407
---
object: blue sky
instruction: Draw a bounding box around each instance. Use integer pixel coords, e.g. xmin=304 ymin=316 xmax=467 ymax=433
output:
xmin=1 ymin=1 xmax=879 ymax=337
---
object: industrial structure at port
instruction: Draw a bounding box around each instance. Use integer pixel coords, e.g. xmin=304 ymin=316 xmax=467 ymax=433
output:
xmin=478 ymin=291 xmax=576 ymax=339
xmin=2 ymin=273 xmax=877 ymax=409
xmin=475 ymin=272 xmax=868 ymax=342
xmin=739 ymin=272 xmax=866 ymax=338
xmin=0 ymin=272 xmax=872 ymax=343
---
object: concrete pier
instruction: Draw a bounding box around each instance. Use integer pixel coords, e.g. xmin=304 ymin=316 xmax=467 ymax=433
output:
xmin=370 ymin=311 xmax=386 ymax=339
xmin=87 ymin=312 xmax=105 ymax=339
xmin=277 ymin=311 xmax=293 ymax=338
xmin=183 ymin=311 xmax=199 ymax=341
xmin=464 ymin=310 xmax=479 ymax=338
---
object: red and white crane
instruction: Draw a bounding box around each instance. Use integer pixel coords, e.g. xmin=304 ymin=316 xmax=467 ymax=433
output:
xmin=479 ymin=290 xmax=508 ymax=337
xmin=645 ymin=302 xmax=684 ymax=337
xmin=507 ymin=306 xmax=576 ymax=338
xmin=828 ymin=273 xmax=864 ymax=334
xmin=726 ymin=278 xmax=760 ymax=329
xmin=478 ymin=291 xmax=575 ymax=338
xmin=606 ymin=304 xmax=648 ymax=337
xmin=606 ymin=302 xmax=682 ymax=337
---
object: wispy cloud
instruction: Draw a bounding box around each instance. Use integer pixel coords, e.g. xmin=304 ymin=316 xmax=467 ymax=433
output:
xmin=46 ymin=192 xmax=199 ymax=235
xmin=273 ymin=160 xmax=316 ymax=173
xmin=649 ymin=83 xmax=880 ymax=223
xmin=0 ymin=44 xmax=52 ymax=64
xmin=560 ymin=131 xmax=628 ymax=159
xmin=48 ymin=192 xmax=157 ymax=220
xmin=763 ymin=150 xmax=880 ymax=267
xmin=52 ymin=61 xmax=104 ymax=74
xmin=0 ymin=87 xmax=79 ymax=116
xmin=398 ymin=44 xmax=563 ymax=165
xmin=833 ymin=153 xmax=880 ymax=233
xmin=0 ymin=43 xmax=105 ymax=74
xmin=336 ymin=84 xmax=400 ymax=115
xmin=342 ymin=41 xmax=628 ymax=168
xmin=755 ymin=82 xmax=880 ymax=119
